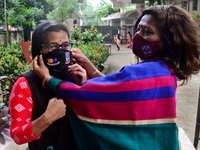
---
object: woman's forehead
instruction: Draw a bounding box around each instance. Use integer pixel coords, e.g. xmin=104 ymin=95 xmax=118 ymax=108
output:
xmin=139 ymin=14 xmax=156 ymax=27
xmin=46 ymin=31 xmax=69 ymax=42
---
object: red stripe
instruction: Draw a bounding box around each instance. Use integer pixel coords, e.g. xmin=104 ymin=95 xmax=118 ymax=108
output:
xmin=67 ymin=97 xmax=176 ymax=121
xmin=62 ymin=75 xmax=172 ymax=93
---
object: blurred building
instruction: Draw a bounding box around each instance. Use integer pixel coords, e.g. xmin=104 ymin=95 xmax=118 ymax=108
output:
xmin=170 ymin=0 xmax=199 ymax=13
xmin=66 ymin=11 xmax=86 ymax=29
xmin=102 ymin=0 xmax=144 ymax=43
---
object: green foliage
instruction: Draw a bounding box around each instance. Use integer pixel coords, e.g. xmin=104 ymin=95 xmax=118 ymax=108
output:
xmin=145 ymin=0 xmax=158 ymax=8
xmin=70 ymin=25 xmax=110 ymax=69
xmin=78 ymin=0 xmax=97 ymax=26
xmin=0 ymin=42 xmax=32 ymax=79
xmin=125 ymin=5 xmax=136 ymax=12
xmin=93 ymin=0 xmax=120 ymax=25
xmin=0 ymin=76 xmax=16 ymax=106
xmin=194 ymin=12 xmax=200 ymax=21
xmin=0 ymin=0 xmax=52 ymax=41
xmin=73 ymin=43 xmax=110 ymax=69
xmin=70 ymin=25 xmax=110 ymax=44
xmin=7 ymin=0 xmax=44 ymax=28
xmin=47 ymin=0 xmax=79 ymax=23
xmin=0 ymin=1 xmax=12 ymax=23
xmin=0 ymin=114 xmax=11 ymax=145
xmin=0 ymin=42 xmax=32 ymax=105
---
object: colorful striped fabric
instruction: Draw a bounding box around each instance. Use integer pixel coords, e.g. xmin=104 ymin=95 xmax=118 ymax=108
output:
xmin=49 ymin=61 xmax=180 ymax=150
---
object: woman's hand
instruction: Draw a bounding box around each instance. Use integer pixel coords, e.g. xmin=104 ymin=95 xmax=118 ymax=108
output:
xmin=71 ymin=48 xmax=88 ymax=66
xmin=33 ymin=55 xmax=50 ymax=80
xmin=43 ymin=97 xmax=66 ymax=123
xmin=68 ymin=64 xmax=87 ymax=85
xmin=32 ymin=97 xmax=66 ymax=137
xmin=71 ymin=48 xmax=105 ymax=78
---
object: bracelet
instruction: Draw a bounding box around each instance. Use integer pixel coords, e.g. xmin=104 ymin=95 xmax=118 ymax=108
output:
xmin=42 ymin=75 xmax=53 ymax=89
xmin=90 ymin=68 xmax=98 ymax=75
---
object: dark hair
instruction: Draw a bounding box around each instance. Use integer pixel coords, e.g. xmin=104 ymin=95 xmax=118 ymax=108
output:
xmin=128 ymin=31 xmax=132 ymax=40
xmin=42 ymin=23 xmax=70 ymax=44
xmin=117 ymin=34 xmax=120 ymax=39
xmin=134 ymin=5 xmax=200 ymax=83
xmin=31 ymin=21 xmax=70 ymax=59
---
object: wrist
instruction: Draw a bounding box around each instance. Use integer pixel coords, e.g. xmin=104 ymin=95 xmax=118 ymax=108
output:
xmin=42 ymin=75 xmax=54 ymax=89
xmin=81 ymin=58 xmax=90 ymax=68
xmin=42 ymin=112 xmax=54 ymax=125
xmin=87 ymin=68 xmax=98 ymax=77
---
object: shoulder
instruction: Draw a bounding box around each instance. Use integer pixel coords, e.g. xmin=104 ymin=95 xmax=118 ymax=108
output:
xmin=12 ymin=76 xmax=30 ymax=93
xmin=10 ymin=76 xmax=32 ymax=104
xmin=121 ymin=61 xmax=171 ymax=77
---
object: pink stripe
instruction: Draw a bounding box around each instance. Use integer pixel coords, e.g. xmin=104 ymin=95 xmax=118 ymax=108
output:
xmin=62 ymin=75 xmax=173 ymax=93
xmin=67 ymin=97 xmax=176 ymax=121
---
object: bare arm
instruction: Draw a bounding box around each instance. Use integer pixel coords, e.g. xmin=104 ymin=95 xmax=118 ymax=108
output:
xmin=71 ymin=49 xmax=105 ymax=79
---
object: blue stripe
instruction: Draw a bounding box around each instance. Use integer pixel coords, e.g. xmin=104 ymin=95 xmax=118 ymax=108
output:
xmin=86 ymin=61 xmax=171 ymax=84
xmin=60 ymin=86 xmax=174 ymax=102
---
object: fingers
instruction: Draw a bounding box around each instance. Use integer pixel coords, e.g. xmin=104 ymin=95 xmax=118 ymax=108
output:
xmin=33 ymin=55 xmax=39 ymax=70
xmin=49 ymin=97 xmax=66 ymax=113
xmin=71 ymin=48 xmax=87 ymax=65
xmin=68 ymin=64 xmax=87 ymax=85
xmin=39 ymin=55 xmax=45 ymax=66
xmin=33 ymin=54 xmax=50 ymax=80
xmin=53 ymin=97 xmax=65 ymax=102
xmin=68 ymin=64 xmax=86 ymax=76
xmin=71 ymin=48 xmax=80 ymax=54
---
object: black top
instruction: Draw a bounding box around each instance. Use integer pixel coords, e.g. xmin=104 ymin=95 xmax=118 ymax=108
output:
xmin=23 ymin=70 xmax=78 ymax=150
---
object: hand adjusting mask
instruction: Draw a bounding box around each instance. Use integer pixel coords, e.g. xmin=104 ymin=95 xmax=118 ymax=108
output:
xmin=42 ymin=49 xmax=74 ymax=81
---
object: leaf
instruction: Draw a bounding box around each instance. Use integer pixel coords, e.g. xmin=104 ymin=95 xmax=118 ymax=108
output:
xmin=2 ymin=129 xmax=11 ymax=138
xmin=0 ymin=133 xmax=5 ymax=145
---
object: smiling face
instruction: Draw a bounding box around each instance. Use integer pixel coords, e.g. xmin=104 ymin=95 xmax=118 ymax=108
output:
xmin=135 ymin=14 xmax=164 ymax=49
xmin=41 ymin=30 xmax=69 ymax=53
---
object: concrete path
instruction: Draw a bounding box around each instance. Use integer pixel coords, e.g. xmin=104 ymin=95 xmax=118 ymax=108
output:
xmin=103 ymin=43 xmax=200 ymax=149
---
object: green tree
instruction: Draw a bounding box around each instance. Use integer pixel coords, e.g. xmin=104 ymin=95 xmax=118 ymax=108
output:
xmin=78 ymin=0 xmax=96 ymax=26
xmin=46 ymin=0 xmax=79 ymax=23
xmin=93 ymin=0 xmax=120 ymax=25
xmin=0 ymin=1 xmax=12 ymax=23
xmin=194 ymin=11 xmax=200 ymax=27
xmin=7 ymin=0 xmax=44 ymax=41
xmin=0 ymin=0 xmax=53 ymax=41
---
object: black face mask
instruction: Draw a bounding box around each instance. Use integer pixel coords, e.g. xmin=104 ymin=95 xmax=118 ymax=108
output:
xmin=42 ymin=49 xmax=75 ymax=82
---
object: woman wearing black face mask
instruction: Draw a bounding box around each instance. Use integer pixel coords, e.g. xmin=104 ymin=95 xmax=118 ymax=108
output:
xmin=33 ymin=5 xmax=200 ymax=150
xmin=9 ymin=21 xmax=86 ymax=150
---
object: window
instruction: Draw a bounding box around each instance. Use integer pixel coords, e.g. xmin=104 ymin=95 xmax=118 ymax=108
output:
xmin=73 ymin=20 xmax=77 ymax=25
xmin=114 ymin=21 xmax=120 ymax=27
xmin=125 ymin=19 xmax=133 ymax=24
xmin=181 ymin=1 xmax=188 ymax=10
xmin=193 ymin=0 xmax=198 ymax=10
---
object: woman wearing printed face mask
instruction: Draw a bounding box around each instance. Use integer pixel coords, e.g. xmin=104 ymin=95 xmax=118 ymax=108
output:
xmin=33 ymin=5 xmax=200 ymax=149
xmin=9 ymin=21 xmax=86 ymax=150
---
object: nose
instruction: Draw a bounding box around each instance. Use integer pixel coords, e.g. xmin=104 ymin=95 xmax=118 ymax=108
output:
xmin=59 ymin=45 xmax=62 ymax=49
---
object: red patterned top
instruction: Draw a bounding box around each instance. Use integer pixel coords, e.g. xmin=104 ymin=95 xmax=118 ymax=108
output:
xmin=9 ymin=77 xmax=40 ymax=144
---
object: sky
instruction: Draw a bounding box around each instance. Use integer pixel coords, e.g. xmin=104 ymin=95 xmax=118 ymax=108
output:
xmin=87 ymin=0 xmax=111 ymax=7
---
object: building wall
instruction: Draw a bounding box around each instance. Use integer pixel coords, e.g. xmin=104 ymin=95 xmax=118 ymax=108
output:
xmin=0 ymin=31 xmax=22 ymax=45
xmin=172 ymin=0 xmax=200 ymax=13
